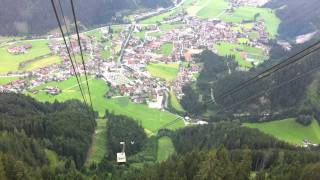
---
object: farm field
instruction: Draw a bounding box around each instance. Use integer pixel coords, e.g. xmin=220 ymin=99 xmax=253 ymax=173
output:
xmin=221 ymin=6 xmax=281 ymax=38
xmin=157 ymin=136 xmax=176 ymax=162
xmin=158 ymin=42 xmax=173 ymax=55
xmin=86 ymin=118 xmax=108 ymax=165
xmin=101 ymin=49 xmax=111 ymax=59
xmin=170 ymin=89 xmax=185 ymax=112
xmin=0 ymin=39 xmax=51 ymax=74
xmin=22 ymin=55 xmax=62 ymax=71
xmin=147 ymin=62 xmax=180 ymax=81
xmin=244 ymin=119 xmax=320 ymax=145
xmin=0 ymin=76 xmax=19 ymax=85
xmin=29 ymin=76 xmax=184 ymax=133
xmin=140 ymin=10 xmax=179 ymax=24
xmin=192 ymin=0 xmax=229 ymax=19
xmin=160 ymin=23 xmax=183 ymax=31
xmin=215 ymin=42 xmax=267 ymax=67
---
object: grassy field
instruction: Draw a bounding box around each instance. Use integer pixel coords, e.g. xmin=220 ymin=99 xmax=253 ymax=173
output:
xmin=45 ymin=149 xmax=59 ymax=169
xmin=159 ymin=42 xmax=173 ymax=56
xmin=29 ymin=76 xmax=184 ymax=132
xmin=22 ymin=56 xmax=62 ymax=71
xmin=170 ymin=89 xmax=185 ymax=112
xmin=0 ymin=40 xmax=51 ymax=74
xmin=157 ymin=136 xmax=176 ymax=162
xmin=133 ymin=31 xmax=147 ymax=39
xmin=147 ymin=62 xmax=180 ymax=81
xmin=244 ymin=119 xmax=320 ymax=145
xmin=148 ymin=31 xmax=163 ymax=38
xmin=86 ymin=118 xmax=108 ymax=165
xmin=140 ymin=10 xmax=179 ymax=24
xmin=193 ymin=0 xmax=229 ymax=19
xmin=101 ymin=50 xmax=111 ymax=59
xmin=160 ymin=23 xmax=183 ymax=32
xmin=221 ymin=6 xmax=281 ymax=38
xmin=215 ymin=42 xmax=266 ymax=68
xmin=0 ymin=76 xmax=19 ymax=85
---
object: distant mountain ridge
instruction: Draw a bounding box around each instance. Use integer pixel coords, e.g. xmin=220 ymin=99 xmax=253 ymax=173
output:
xmin=0 ymin=0 xmax=173 ymax=36
xmin=265 ymin=0 xmax=320 ymax=40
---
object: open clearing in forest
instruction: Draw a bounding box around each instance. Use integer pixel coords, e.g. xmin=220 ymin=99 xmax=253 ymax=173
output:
xmin=244 ymin=119 xmax=320 ymax=145
xmin=157 ymin=136 xmax=176 ymax=162
xmin=86 ymin=118 xmax=108 ymax=165
xmin=29 ymin=76 xmax=184 ymax=133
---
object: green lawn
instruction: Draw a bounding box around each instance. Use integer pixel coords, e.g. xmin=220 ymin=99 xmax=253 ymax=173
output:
xmin=160 ymin=24 xmax=183 ymax=31
xmin=195 ymin=0 xmax=229 ymax=19
xmin=133 ymin=31 xmax=147 ymax=39
xmin=86 ymin=118 xmax=108 ymax=165
xmin=28 ymin=76 xmax=184 ymax=132
xmin=159 ymin=42 xmax=173 ymax=56
xmin=148 ymin=31 xmax=163 ymax=37
xmin=170 ymin=89 xmax=185 ymax=112
xmin=0 ymin=76 xmax=19 ymax=85
xmin=22 ymin=55 xmax=62 ymax=71
xmin=157 ymin=136 xmax=176 ymax=162
xmin=0 ymin=40 xmax=51 ymax=73
xmin=140 ymin=11 xmax=179 ymax=24
xmin=244 ymin=119 xmax=320 ymax=145
xmin=221 ymin=6 xmax=281 ymax=38
xmin=147 ymin=62 xmax=180 ymax=81
xmin=85 ymin=29 xmax=104 ymax=41
xmin=101 ymin=50 xmax=111 ymax=59
xmin=215 ymin=42 xmax=266 ymax=68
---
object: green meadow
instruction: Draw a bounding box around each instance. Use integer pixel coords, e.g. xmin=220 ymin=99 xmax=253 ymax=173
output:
xmin=86 ymin=118 xmax=108 ymax=165
xmin=159 ymin=42 xmax=173 ymax=56
xmin=157 ymin=136 xmax=176 ymax=162
xmin=0 ymin=40 xmax=51 ymax=73
xmin=147 ymin=62 xmax=180 ymax=81
xmin=195 ymin=0 xmax=229 ymax=19
xmin=160 ymin=23 xmax=183 ymax=31
xmin=215 ymin=42 xmax=267 ymax=68
xmin=221 ymin=6 xmax=281 ymax=38
xmin=170 ymin=89 xmax=185 ymax=112
xmin=244 ymin=119 xmax=320 ymax=145
xmin=140 ymin=10 xmax=179 ymax=24
xmin=22 ymin=55 xmax=62 ymax=71
xmin=28 ymin=76 xmax=184 ymax=133
xmin=0 ymin=76 xmax=19 ymax=85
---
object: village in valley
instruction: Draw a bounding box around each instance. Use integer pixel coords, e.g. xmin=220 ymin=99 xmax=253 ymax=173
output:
xmin=0 ymin=0 xmax=319 ymax=147
xmin=0 ymin=0 xmax=273 ymax=113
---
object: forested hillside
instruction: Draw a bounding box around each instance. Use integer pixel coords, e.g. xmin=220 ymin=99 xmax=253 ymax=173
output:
xmin=0 ymin=0 xmax=173 ymax=35
xmin=121 ymin=146 xmax=320 ymax=180
xmin=182 ymin=40 xmax=320 ymax=123
xmin=110 ymin=122 xmax=320 ymax=179
xmin=0 ymin=93 xmax=96 ymax=179
xmin=265 ymin=0 xmax=320 ymax=39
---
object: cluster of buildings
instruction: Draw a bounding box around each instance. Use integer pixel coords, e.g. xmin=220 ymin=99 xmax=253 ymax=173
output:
xmin=229 ymin=0 xmax=271 ymax=7
xmin=302 ymin=139 xmax=319 ymax=148
xmin=7 ymin=44 xmax=32 ymax=55
xmin=0 ymin=4 xmax=272 ymax=111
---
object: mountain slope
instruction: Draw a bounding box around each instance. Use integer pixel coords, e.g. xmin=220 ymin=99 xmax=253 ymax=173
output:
xmin=265 ymin=0 xmax=320 ymax=39
xmin=0 ymin=0 xmax=173 ymax=35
